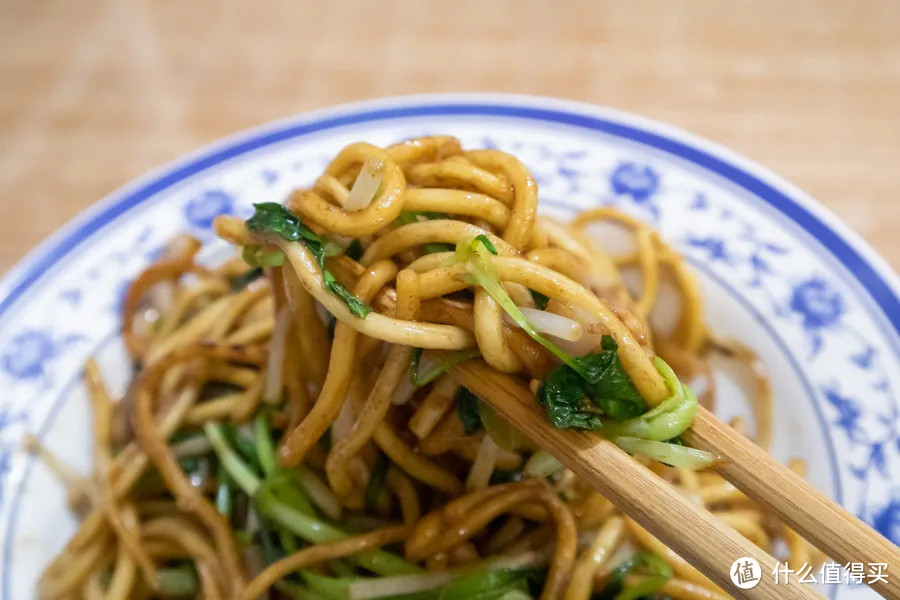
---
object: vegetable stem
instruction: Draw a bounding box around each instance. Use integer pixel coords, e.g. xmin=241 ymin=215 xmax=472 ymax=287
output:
xmin=455 ymin=236 xmax=604 ymax=383
xmin=409 ymin=348 xmax=481 ymax=387
xmin=345 ymin=563 xmax=536 ymax=599
xmin=612 ymin=437 xmax=716 ymax=469
xmin=259 ymin=493 xmax=419 ymax=575
xmin=523 ymin=450 xmax=563 ymax=478
xmin=254 ymin=412 xmax=277 ymax=476
xmin=204 ymin=423 xmax=419 ymax=576
xmin=204 ymin=423 xmax=261 ymax=495
xmin=215 ymin=465 xmax=233 ymax=518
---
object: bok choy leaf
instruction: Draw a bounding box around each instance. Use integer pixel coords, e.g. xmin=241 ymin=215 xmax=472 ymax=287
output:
xmin=246 ymin=203 xmax=372 ymax=317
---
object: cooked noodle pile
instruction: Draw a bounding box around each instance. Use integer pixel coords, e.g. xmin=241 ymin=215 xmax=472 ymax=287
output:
xmin=37 ymin=137 xmax=822 ymax=600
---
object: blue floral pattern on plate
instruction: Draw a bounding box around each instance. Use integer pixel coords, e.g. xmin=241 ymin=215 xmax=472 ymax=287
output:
xmin=1 ymin=331 xmax=58 ymax=381
xmin=791 ymin=278 xmax=845 ymax=330
xmin=610 ymin=161 xmax=660 ymax=200
xmin=184 ymin=189 xmax=234 ymax=229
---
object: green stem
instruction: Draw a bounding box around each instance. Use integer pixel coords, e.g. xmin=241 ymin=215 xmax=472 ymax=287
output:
xmin=280 ymin=528 xmax=299 ymax=554
xmin=464 ymin=242 xmax=590 ymax=379
xmin=215 ymin=465 xmax=233 ymax=518
xmin=301 ymin=572 xmax=353 ymax=599
xmin=259 ymin=493 xmax=419 ymax=575
xmin=265 ymin=471 xmax=316 ymax=516
xmin=204 ymin=423 xmax=419 ymax=577
xmin=409 ymin=348 xmax=481 ymax=387
xmin=254 ymin=411 xmax=277 ymax=476
xmin=204 ymin=423 xmax=261 ymax=495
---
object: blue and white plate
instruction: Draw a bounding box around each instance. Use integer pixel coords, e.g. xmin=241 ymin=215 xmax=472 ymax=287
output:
xmin=0 ymin=94 xmax=897 ymax=599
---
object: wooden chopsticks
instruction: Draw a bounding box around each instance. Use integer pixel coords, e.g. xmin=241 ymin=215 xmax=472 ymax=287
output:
xmin=447 ymin=357 xmax=900 ymax=600
xmin=685 ymin=408 xmax=900 ymax=598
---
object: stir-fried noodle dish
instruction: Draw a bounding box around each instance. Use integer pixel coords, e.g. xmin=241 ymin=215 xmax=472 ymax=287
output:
xmin=37 ymin=137 xmax=824 ymax=600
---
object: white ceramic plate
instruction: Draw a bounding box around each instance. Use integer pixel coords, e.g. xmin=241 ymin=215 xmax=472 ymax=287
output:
xmin=0 ymin=94 xmax=897 ymax=599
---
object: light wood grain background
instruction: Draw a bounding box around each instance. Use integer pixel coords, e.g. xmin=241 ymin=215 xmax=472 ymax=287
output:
xmin=1 ymin=0 xmax=898 ymax=273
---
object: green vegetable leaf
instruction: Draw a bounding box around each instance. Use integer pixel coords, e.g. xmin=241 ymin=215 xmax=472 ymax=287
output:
xmin=472 ymin=234 xmax=499 ymax=255
xmin=205 ymin=423 xmax=261 ymax=496
xmin=457 ymin=387 xmax=483 ymax=435
xmin=530 ymin=290 xmax=550 ymax=310
xmin=533 ymin=336 xmax=645 ymax=429
xmin=322 ymin=239 xmax=346 ymax=259
xmin=345 ymin=239 xmax=364 ymax=261
xmin=536 ymin=364 xmax=604 ymax=430
xmin=280 ymin=529 xmax=299 ymax=556
xmin=600 ymin=357 xmax=698 ymax=442
xmin=523 ymin=449 xmax=563 ymax=478
xmin=177 ymin=455 xmax=204 ymax=475
xmin=246 ymin=202 xmax=320 ymax=245
xmin=246 ymin=203 xmax=372 ymax=318
xmin=257 ymin=470 xmax=316 ymax=517
xmin=584 ymin=336 xmax=645 ymax=421
xmin=323 ymin=269 xmax=372 ymax=318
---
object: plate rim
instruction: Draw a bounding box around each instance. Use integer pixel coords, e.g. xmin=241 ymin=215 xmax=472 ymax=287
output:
xmin=0 ymin=92 xmax=897 ymax=333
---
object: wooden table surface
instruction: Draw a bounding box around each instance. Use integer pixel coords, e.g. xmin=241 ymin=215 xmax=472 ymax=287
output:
xmin=1 ymin=0 xmax=898 ymax=273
